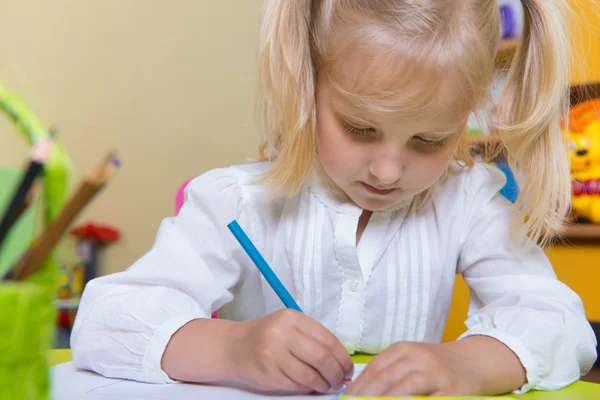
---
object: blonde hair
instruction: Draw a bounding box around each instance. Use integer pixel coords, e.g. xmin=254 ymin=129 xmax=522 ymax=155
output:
xmin=257 ymin=0 xmax=571 ymax=247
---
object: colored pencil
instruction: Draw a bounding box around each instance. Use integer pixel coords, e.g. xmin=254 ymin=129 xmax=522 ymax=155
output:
xmin=0 ymin=136 xmax=53 ymax=253
xmin=228 ymin=220 xmax=353 ymax=389
xmin=6 ymin=151 xmax=121 ymax=281
xmin=14 ymin=179 xmax=42 ymax=221
xmin=227 ymin=220 xmax=302 ymax=312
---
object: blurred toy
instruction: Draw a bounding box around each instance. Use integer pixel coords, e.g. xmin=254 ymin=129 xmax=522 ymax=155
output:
xmin=494 ymin=161 xmax=519 ymax=203
xmin=175 ymin=177 xmax=194 ymax=213
xmin=566 ymin=99 xmax=600 ymax=223
xmin=498 ymin=0 xmax=523 ymax=39
xmin=55 ymin=222 xmax=119 ymax=330
xmin=70 ymin=222 xmax=120 ymax=284
xmin=56 ymin=240 xmax=85 ymax=301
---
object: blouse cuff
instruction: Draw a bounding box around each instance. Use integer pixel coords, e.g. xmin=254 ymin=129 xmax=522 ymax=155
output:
xmin=458 ymin=327 xmax=539 ymax=394
xmin=141 ymin=314 xmax=206 ymax=383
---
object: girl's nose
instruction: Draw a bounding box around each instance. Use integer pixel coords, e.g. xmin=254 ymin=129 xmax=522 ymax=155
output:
xmin=369 ymin=154 xmax=403 ymax=185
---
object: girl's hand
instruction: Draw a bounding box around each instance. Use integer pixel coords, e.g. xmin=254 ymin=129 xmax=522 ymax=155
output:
xmin=346 ymin=336 xmax=526 ymax=397
xmin=226 ymin=309 xmax=354 ymax=394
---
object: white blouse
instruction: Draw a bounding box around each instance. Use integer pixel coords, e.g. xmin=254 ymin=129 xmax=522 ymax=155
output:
xmin=71 ymin=161 xmax=597 ymax=393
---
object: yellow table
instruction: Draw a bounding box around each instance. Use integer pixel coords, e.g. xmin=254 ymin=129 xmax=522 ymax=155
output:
xmin=49 ymin=350 xmax=600 ymax=399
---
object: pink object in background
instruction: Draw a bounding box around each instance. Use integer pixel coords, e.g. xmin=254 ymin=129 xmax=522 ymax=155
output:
xmin=175 ymin=178 xmax=194 ymax=215
xmin=175 ymin=177 xmax=219 ymax=319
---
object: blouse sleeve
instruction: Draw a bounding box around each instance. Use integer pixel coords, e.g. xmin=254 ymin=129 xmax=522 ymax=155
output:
xmin=456 ymin=164 xmax=597 ymax=394
xmin=71 ymin=167 xmax=245 ymax=383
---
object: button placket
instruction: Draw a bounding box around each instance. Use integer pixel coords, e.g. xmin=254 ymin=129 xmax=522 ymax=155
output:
xmin=334 ymin=213 xmax=365 ymax=354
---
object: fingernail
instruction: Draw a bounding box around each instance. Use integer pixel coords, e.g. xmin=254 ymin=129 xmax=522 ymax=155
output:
xmin=333 ymin=383 xmax=344 ymax=391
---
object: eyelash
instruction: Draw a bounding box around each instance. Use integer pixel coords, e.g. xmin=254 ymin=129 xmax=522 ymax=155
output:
xmin=343 ymin=122 xmax=374 ymax=137
xmin=415 ymin=137 xmax=446 ymax=148
xmin=343 ymin=122 xmax=446 ymax=148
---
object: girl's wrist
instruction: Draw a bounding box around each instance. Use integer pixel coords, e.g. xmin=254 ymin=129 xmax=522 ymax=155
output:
xmin=446 ymin=335 xmax=527 ymax=394
xmin=162 ymin=318 xmax=241 ymax=383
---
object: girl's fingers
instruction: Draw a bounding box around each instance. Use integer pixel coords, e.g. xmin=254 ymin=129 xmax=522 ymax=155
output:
xmin=279 ymin=355 xmax=330 ymax=393
xmin=383 ymin=372 xmax=438 ymax=397
xmin=289 ymin=333 xmax=346 ymax=391
xmin=296 ymin=318 xmax=354 ymax=380
xmin=271 ymin=373 xmax=312 ymax=393
xmin=346 ymin=357 xmax=416 ymax=396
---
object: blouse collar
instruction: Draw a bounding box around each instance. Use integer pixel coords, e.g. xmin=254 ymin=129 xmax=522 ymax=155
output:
xmin=305 ymin=168 xmax=414 ymax=217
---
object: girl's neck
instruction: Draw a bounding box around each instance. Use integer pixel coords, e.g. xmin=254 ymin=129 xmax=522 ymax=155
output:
xmin=356 ymin=209 xmax=373 ymax=245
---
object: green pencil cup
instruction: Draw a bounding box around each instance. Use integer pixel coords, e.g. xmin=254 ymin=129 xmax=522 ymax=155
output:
xmin=0 ymin=277 xmax=56 ymax=400
xmin=0 ymin=166 xmax=55 ymax=399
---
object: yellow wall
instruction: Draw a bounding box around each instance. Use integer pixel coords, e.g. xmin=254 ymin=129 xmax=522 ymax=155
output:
xmin=0 ymin=1 xmax=262 ymax=275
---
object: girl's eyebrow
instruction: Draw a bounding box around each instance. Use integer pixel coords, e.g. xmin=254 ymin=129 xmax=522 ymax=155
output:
xmin=417 ymin=127 xmax=462 ymax=136
xmin=331 ymin=96 xmax=466 ymax=135
xmin=336 ymin=111 xmax=380 ymax=128
xmin=331 ymin=99 xmax=380 ymax=126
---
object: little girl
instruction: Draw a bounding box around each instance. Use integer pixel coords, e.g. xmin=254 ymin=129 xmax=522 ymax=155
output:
xmin=71 ymin=0 xmax=597 ymax=397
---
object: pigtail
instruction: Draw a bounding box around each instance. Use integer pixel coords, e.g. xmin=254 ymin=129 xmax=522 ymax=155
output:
xmin=256 ymin=0 xmax=317 ymax=196
xmin=498 ymin=0 xmax=571 ymax=246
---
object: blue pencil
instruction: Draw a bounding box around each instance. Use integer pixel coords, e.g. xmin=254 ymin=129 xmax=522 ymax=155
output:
xmin=227 ymin=220 xmax=302 ymax=312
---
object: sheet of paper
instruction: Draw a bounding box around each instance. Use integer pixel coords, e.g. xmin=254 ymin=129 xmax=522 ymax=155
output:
xmin=51 ymin=362 xmax=367 ymax=400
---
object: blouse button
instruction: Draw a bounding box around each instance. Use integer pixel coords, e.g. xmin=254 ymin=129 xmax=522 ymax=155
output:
xmin=349 ymin=280 xmax=359 ymax=292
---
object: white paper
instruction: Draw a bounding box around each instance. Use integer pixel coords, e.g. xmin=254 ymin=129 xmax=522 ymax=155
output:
xmin=51 ymin=362 xmax=367 ymax=400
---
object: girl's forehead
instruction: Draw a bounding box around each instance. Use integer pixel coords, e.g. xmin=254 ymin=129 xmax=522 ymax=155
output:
xmin=314 ymin=9 xmax=492 ymax=122
xmin=323 ymin=50 xmax=471 ymax=123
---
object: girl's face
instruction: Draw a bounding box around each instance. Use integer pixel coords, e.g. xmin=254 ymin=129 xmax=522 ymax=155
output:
xmin=316 ymin=78 xmax=467 ymax=212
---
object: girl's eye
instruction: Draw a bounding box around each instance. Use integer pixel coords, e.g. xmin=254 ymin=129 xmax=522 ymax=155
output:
xmin=343 ymin=122 xmax=376 ymax=138
xmin=414 ymin=136 xmax=446 ymax=148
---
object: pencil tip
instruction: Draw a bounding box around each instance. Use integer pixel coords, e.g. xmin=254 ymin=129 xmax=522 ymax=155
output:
xmin=106 ymin=150 xmax=118 ymax=161
xmin=31 ymin=135 xmax=54 ymax=163
xmin=48 ymin=127 xmax=58 ymax=139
